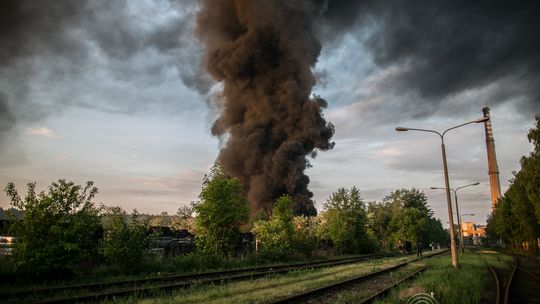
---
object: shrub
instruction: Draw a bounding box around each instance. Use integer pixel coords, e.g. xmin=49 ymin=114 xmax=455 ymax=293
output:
xmin=193 ymin=166 xmax=249 ymax=258
xmin=292 ymin=216 xmax=319 ymax=257
xmin=4 ymin=180 xmax=102 ymax=279
xmin=252 ymin=195 xmax=295 ymax=259
xmin=100 ymin=207 xmax=151 ymax=273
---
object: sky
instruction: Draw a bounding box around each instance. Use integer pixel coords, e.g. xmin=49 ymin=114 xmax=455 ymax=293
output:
xmin=1 ymin=0 xmax=539 ymax=225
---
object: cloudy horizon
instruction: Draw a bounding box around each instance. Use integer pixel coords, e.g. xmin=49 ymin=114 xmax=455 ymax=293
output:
xmin=1 ymin=0 xmax=539 ymax=225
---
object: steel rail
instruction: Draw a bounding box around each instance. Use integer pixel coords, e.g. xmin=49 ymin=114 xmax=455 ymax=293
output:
xmin=5 ymin=252 xmax=402 ymax=304
xmin=503 ymin=255 xmax=518 ymax=304
xmin=269 ymin=249 xmax=449 ymax=304
xmin=358 ymin=266 xmax=427 ymax=304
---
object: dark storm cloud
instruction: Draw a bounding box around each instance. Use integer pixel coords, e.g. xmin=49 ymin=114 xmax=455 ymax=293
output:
xmin=0 ymin=0 xmax=210 ymax=149
xmin=320 ymin=0 xmax=540 ymax=117
xmin=0 ymin=93 xmax=15 ymax=146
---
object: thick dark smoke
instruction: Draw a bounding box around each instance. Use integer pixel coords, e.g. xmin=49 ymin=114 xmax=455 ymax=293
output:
xmin=319 ymin=0 xmax=540 ymax=116
xmin=196 ymin=0 xmax=335 ymax=216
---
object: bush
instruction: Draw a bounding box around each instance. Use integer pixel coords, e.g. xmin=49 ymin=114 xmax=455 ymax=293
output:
xmin=100 ymin=207 xmax=151 ymax=273
xmin=193 ymin=166 xmax=249 ymax=258
xmin=292 ymin=216 xmax=319 ymax=257
xmin=252 ymin=195 xmax=295 ymax=259
xmin=4 ymin=180 xmax=102 ymax=279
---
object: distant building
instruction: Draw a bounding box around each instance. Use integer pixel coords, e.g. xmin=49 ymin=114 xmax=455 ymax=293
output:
xmin=461 ymin=221 xmax=487 ymax=246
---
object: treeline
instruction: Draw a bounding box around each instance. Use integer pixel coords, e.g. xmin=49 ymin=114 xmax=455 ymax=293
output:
xmin=3 ymin=180 xmax=153 ymax=278
xmin=488 ymin=115 xmax=540 ymax=252
xmin=1 ymin=167 xmax=448 ymax=281
xmin=192 ymin=166 xmax=448 ymax=258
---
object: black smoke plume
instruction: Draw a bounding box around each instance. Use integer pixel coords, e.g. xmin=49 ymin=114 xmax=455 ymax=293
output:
xmin=196 ymin=0 xmax=335 ymax=216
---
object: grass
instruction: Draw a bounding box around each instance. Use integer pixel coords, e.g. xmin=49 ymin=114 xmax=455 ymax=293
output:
xmin=372 ymin=249 xmax=513 ymax=304
xmin=334 ymin=263 xmax=424 ymax=304
xmin=0 ymin=252 xmax=341 ymax=293
xmin=107 ymin=255 xmax=416 ymax=303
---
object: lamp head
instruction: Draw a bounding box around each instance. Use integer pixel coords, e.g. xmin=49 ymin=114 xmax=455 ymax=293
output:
xmin=430 ymin=187 xmax=438 ymax=190
xmin=395 ymin=127 xmax=409 ymax=131
xmin=472 ymin=182 xmax=480 ymax=186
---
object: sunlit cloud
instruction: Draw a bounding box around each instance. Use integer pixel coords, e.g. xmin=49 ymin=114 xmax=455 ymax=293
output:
xmin=25 ymin=127 xmax=59 ymax=138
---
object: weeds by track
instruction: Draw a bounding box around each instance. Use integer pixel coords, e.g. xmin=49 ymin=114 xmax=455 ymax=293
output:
xmin=2 ymin=252 xmax=401 ymax=304
xmin=268 ymin=249 xmax=448 ymax=304
xmin=507 ymin=254 xmax=540 ymax=304
xmin=480 ymin=251 xmax=540 ymax=304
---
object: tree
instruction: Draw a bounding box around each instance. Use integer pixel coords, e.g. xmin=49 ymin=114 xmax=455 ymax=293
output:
xmin=388 ymin=208 xmax=426 ymax=244
xmin=319 ymin=187 xmax=374 ymax=254
xmin=252 ymin=195 xmax=295 ymax=258
xmin=488 ymin=116 xmax=540 ymax=252
xmin=192 ymin=165 xmax=249 ymax=258
xmin=4 ymin=180 xmax=102 ymax=278
xmin=521 ymin=115 xmax=540 ymax=224
xmin=172 ymin=204 xmax=195 ymax=232
xmin=100 ymin=207 xmax=151 ymax=272
xmin=367 ymin=201 xmax=394 ymax=250
xmin=368 ymin=188 xmax=447 ymax=251
xmin=292 ymin=215 xmax=319 ymax=257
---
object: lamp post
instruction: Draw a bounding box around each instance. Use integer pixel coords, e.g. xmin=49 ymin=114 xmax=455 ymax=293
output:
xmin=396 ymin=117 xmax=488 ymax=269
xmin=431 ymin=182 xmax=480 ymax=253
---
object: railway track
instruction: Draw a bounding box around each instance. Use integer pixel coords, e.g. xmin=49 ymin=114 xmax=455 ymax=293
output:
xmin=2 ymin=252 xmax=401 ymax=304
xmin=481 ymin=252 xmax=540 ymax=304
xmin=269 ymin=249 xmax=448 ymax=304
xmin=507 ymin=254 xmax=540 ymax=304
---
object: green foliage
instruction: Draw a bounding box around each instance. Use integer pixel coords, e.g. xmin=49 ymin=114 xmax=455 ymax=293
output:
xmin=488 ymin=115 xmax=540 ymax=252
xmin=193 ymin=165 xmax=249 ymax=258
xmin=368 ymin=188 xmax=448 ymax=250
xmin=375 ymin=251 xmax=489 ymax=304
xmin=100 ymin=207 xmax=151 ymax=273
xmin=292 ymin=216 xmax=319 ymax=257
xmin=388 ymin=207 xmax=426 ymax=244
xmin=4 ymin=179 xmax=102 ymax=278
xmin=319 ymin=187 xmax=375 ymax=254
xmin=252 ymin=195 xmax=295 ymax=259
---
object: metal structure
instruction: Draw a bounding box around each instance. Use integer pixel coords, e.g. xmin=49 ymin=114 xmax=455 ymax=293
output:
xmin=431 ymin=182 xmax=479 ymax=253
xmin=396 ymin=116 xmax=488 ymax=269
xmin=482 ymin=107 xmax=502 ymax=209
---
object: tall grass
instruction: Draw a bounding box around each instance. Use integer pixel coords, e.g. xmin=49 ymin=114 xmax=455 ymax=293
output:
xmin=374 ymin=250 xmax=507 ymax=304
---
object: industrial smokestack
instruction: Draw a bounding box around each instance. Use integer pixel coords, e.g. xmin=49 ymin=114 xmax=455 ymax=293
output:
xmin=482 ymin=106 xmax=501 ymax=209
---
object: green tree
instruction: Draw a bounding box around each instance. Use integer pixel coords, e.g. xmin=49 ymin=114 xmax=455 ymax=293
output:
xmin=193 ymin=165 xmax=249 ymax=258
xmin=320 ymin=187 xmax=374 ymax=254
xmin=100 ymin=207 xmax=151 ymax=272
xmin=369 ymin=188 xmax=447 ymax=250
xmin=172 ymin=204 xmax=195 ymax=232
xmin=292 ymin=216 xmax=319 ymax=257
xmin=4 ymin=180 xmax=102 ymax=278
xmin=252 ymin=195 xmax=295 ymax=258
xmin=521 ymin=115 xmax=540 ymax=224
xmin=488 ymin=116 xmax=540 ymax=252
xmin=388 ymin=208 xmax=426 ymax=244
xmin=367 ymin=201 xmax=395 ymax=250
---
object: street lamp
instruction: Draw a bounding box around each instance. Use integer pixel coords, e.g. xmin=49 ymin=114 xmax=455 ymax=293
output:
xmin=431 ymin=182 xmax=480 ymax=253
xmin=396 ymin=116 xmax=488 ymax=269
